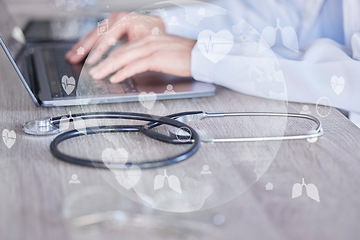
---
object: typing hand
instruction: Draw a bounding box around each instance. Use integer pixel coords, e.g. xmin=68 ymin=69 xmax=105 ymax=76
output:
xmin=88 ymin=34 xmax=196 ymax=83
xmin=65 ymin=12 xmax=165 ymax=65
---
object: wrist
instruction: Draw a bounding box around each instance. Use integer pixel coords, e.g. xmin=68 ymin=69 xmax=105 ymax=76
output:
xmin=190 ymin=42 xmax=215 ymax=83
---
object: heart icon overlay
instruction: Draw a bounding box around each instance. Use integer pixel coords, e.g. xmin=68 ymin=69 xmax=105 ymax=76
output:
xmin=59 ymin=111 xmax=87 ymax=134
xmin=138 ymin=92 xmax=157 ymax=110
xmin=61 ymin=75 xmax=76 ymax=95
xmin=102 ymin=148 xmax=142 ymax=190
xmin=197 ymin=30 xmax=234 ymax=63
xmin=2 ymin=129 xmax=16 ymax=149
xmin=331 ymin=75 xmax=345 ymax=95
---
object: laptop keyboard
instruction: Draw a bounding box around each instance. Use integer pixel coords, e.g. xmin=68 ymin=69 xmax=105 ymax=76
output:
xmin=41 ymin=47 xmax=137 ymax=98
xmin=90 ymin=77 xmax=137 ymax=94
xmin=42 ymin=47 xmax=78 ymax=98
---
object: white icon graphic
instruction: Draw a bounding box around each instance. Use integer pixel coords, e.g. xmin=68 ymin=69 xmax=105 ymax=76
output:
xmin=61 ymin=75 xmax=76 ymax=95
xmin=197 ymin=8 xmax=206 ymax=16
xmin=102 ymin=148 xmax=128 ymax=166
xmin=2 ymin=129 xmax=16 ymax=149
xmin=316 ymin=97 xmax=332 ymax=118
xmin=331 ymin=75 xmax=345 ymax=95
xmin=113 ymin=166 xmax=142 ymax=190
xmin=265 ymin=182 xmax=274 ymax=191
xmin=292 ymin=178 xmax=320 ymax=202
xmin=69 ymin=174 xmax=80 ymax=184
xmin=247 ymin=65 xmax=285 ymax=96
xmin=107 ymin=37 xmax=116 ymax=46
xmin=213 ymin=214 xmax=226 ymax=226
xmin=164 ymin=84 xmax=175 ymax=94
xmin=97 ymin=19 xmax=109 ymax=35
xmin=232 ymin=22 xmax=244 ymax=36
xmin=175 ymin=126 xmax=192 ymax=143
xmin=154 ymin=170 xmax=182 ymax=193
xmin=133 ymin=24 xmax=148 ymax=39
xmin=102 ymin=148 xmax=141 ymax=190
xmin=76 ymin=46 xmax=85 ymax=55
xmin=138 ymin=92 xmax=157 ymax=110
xmin=59 ymin=111 xmax=86 ymax=133
xmin=151 ymin=27 xmax=161 ymax=36
xmin=300 ymin=105 xmax=311 ymax=115
xmin=232 ymin=21 xmax=258 ymax=41
xmin=259 ymin=18 xmax=299 ymax=52
xmin=200 ymin=164 xmax=212 ymax=175
xmin=197 ymin=30 xmax=234 ymax=63
xmin=168 ymin=16 xmax=180 ymax=26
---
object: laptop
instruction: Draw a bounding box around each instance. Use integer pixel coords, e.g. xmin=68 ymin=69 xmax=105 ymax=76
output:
xmin=0 ymin=2 xmax=216 ymax=107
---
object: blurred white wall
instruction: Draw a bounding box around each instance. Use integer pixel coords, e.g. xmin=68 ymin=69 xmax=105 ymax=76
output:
xmin=4 ymin=0 xmax=180 ymax=27
xmin=5 ymin=0 xmax=210 ymax=28
xmin=6 ymin=0 xmax=162 ymax=15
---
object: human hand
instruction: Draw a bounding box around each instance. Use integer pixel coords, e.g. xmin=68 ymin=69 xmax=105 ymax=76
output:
xmin=65 ymin=12 xmax=165 ymax=64
xmin=88 ymin=34 xmax=196 ymax=83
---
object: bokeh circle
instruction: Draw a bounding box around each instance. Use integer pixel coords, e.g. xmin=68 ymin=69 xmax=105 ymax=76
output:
xmin=75 ymin=0 xmax=288 ymax=212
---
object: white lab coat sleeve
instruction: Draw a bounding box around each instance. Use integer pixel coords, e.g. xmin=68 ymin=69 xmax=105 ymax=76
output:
xmin=157 ymin=0 xmax=231 ymax=40
xmin=278 ymin=38 xmax=360 ymax=114
xmin=187 ymin=0 xmax=360 ymax=116
xmin=191 ymin=37 xmax=360 ymax=114
xmin=159 ymin=0 xmax=299 ymax=40
xmin=155 ymin=0 xmax=360 ymax=122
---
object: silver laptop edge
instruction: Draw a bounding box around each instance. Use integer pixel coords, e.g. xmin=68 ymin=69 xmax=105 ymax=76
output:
xmin=0 ymin=0 xmax=216 ymax=107
xmin=0 ymin=36 xmax=40 ymax=106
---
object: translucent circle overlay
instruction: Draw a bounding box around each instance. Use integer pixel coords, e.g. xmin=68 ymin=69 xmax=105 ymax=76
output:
xmin=75 ymin=0 xmax=289 ymax=212
xmin=175 ymin=126 xmax=192 ymax=143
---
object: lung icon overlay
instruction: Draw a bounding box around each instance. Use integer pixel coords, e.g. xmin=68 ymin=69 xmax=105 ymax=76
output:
xmin=154 ymin=170 xmax=182 ymax=193
xmin=260 ymin=18 xmax=299 ymax=52
xmin=292 ymin=178 xmax=320 ymax=202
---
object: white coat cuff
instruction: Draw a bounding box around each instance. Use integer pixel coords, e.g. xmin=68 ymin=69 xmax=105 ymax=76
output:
xmin=190 ymin=45 xmax=215 ymax=83
xmin=349 ymin=112 xmax=360 ymax=128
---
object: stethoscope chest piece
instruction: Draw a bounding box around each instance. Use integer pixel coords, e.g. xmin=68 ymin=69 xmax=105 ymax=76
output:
xmin=22 ymin=118 xmax=60 ymax=136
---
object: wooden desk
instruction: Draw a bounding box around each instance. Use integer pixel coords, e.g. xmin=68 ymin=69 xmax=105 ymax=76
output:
xmin=1 ymin=44 xmax=360 ymax=240
xmin=1 ymin=4 xmax=360 ymax=237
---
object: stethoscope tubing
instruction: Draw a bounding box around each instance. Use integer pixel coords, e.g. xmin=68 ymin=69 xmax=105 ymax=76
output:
xmin=144 ymin=111 xmax=324 ymax=143
xmin=49 ymin=112 xmax=201 ymax=170
xmin=24 ymin=111 xmax=324 ymax=170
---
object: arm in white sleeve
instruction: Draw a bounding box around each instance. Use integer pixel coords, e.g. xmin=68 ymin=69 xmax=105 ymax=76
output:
xmin=159 ymin=0 xmax=301 ymax=40
xmin=191 ymin=36 xmax=360 ymax=114
xmin=153 ymin=0 xmax=360 ymax=119
xmin=188 ymin=0 xmax=360 ymax=115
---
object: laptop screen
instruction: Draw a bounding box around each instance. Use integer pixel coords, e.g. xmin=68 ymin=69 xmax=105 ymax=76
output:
xmin=0 ymin=0 xmax=39 ymax=105
xmin=0 ymin=0 xmax=26 ymax=59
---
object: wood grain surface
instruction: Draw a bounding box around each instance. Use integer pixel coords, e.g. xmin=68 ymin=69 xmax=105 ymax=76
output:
xmin=1 ymin=9 xmax=360 ymax=240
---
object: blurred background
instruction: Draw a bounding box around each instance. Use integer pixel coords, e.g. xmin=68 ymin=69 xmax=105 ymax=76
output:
xmin=5 ymin=0 xmax=208 ymax=28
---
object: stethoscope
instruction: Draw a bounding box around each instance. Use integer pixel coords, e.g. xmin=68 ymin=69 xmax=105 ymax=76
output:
xmin=22 ymin=111 xmax=324 ymax=169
